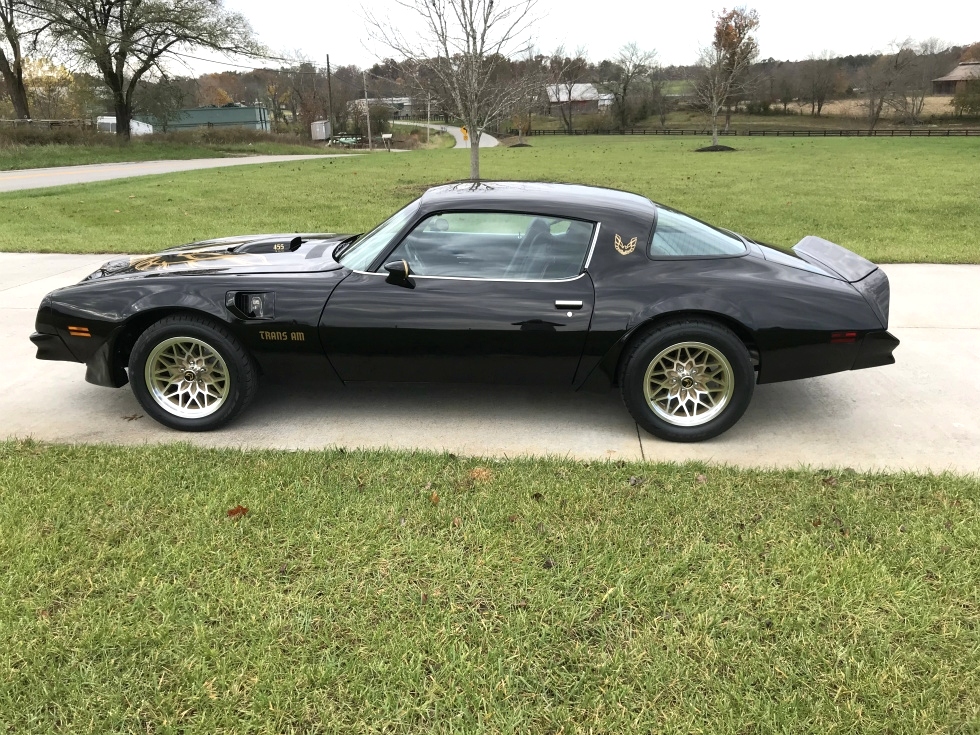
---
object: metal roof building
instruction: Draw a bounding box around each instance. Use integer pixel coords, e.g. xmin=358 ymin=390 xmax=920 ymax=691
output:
xmin=545 ymin=83 xmax=614 ymax=113
xmin=933 ymin=62 xmax=980 ymax=95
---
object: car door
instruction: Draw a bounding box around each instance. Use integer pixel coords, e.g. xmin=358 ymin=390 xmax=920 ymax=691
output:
xmin=320 ymin=211 xmax=597 ymax=385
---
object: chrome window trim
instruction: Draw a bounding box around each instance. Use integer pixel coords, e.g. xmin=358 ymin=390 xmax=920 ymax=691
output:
xmin=583 ymin=222 xmax=601 ymax=269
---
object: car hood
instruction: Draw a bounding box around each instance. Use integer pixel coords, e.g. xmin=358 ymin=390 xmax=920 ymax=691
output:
xmin=82 ymin=233 xmax=352 ymax=281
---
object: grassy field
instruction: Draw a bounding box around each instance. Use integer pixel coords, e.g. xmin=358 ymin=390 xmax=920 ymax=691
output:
xmin=1 ymin=440 xmax=977 ymax=733
xmin=1 ymin=136 xmax=978 ymax=262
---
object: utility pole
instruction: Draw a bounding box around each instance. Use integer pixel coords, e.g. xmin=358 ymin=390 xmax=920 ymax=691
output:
xmin=426 ymin=94 xmax=430 ymax=143
xmin=362 ymin=71 xmax=373 ymax=151
xmin=325 ymin=54 xmax=334 ymax=134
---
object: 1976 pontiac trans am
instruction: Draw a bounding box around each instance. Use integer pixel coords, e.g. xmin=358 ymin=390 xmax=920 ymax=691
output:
xmin=31 ymin=182 xmax=898 ymax=442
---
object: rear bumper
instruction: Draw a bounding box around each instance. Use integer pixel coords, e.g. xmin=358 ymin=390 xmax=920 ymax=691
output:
xmin=31 ymin=331 xmax=77 ymax=362
xmin=853 ymin=330 xmax=900 ymax=370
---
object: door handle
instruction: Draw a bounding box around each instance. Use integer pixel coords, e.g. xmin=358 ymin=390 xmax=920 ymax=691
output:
xmin=555 ymin=300 xmax=583 ymax=310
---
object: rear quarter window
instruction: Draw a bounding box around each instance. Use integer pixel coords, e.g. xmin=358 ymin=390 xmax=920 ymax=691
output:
xmin=649 ymin=208 xmax=746 ymax=258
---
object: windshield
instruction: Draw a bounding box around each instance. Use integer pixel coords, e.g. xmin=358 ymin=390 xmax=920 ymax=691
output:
xmin=337 ymin=200 xmax=420 ymax=271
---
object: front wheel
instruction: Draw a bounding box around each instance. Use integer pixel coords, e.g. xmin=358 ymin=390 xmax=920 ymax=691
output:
xmin=620 ymin=320 xmax=755 ymax=442
xmin=129 ymin=314 xmax=257 ymax=431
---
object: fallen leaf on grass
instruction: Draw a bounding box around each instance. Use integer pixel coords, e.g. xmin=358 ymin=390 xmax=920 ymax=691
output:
xmin=121 ymin=413 xmax=143 ymax=421
xmin=629 ymin=476 xmax=646 ymax=486
xmin=507 ymin=514 xmax=520 ymax=524
xmin=696 ymin=474 xmax=708 ymax=484
xmin=469 ymin=467 xmax=493 ymax=482
xmin=822 ymin=476 xmax=838 ymax=486
xmin=452 ymin=516 xmax=462 ymax=528
xmin=812 ymin=518 xmax=822 ymax=527
xmin=226 ymin=505 xmax=248 ymax=519
xmin=429 ymin=490 xmax=440 ymax=505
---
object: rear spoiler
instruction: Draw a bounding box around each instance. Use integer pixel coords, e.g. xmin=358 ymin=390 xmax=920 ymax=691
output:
xmin=793 ymin=236 xmax=890 ymax=328
xmin=792 ymin=236 xmax=877 ymax=283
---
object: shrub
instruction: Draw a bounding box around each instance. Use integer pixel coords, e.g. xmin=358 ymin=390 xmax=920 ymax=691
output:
xmin=952 ymin=80 xmax=980 ymax=117
xmin=0 ymin=125 xmax=110 ymax=148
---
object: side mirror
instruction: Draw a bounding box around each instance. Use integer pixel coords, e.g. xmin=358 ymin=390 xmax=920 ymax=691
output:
xmin=383 ymin=259 xmax=414 ymax=287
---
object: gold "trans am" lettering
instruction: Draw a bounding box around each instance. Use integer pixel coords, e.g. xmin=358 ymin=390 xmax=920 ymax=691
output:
xmin=259 ymin=330 xmax=306 ymax=342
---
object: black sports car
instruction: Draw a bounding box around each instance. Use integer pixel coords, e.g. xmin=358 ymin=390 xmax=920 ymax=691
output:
xmin=31 ymin=182 xmax=898 ymax=442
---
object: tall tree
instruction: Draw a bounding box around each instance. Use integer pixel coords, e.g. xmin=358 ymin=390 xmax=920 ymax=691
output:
xmin=602 ymin=43 xmax=656 ymax=131
xmin=886 ymin=39 xmax=952 ymax=125
xmin=861 ymin=45 xmax=915 ymax=131
xmin=799 ymin=52 xmax=839 ymax=116
xmin=694 ymin=6 xmax=760 ymax=146
xmin=548 ymin=46 xmax=588 ymax=133
xmin=367 ymin=0 xmax=538 ymax=180
xmin=36 ymin=0 xmax=260 ymax=138
xmin=0 ymin=0 xmax=37 ymax=118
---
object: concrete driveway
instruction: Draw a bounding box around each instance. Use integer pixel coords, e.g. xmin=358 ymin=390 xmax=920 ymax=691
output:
xmin=0 ymin=155 xmax=352 ymax=192
xmin=2 ymin=254 xmax=978 ymax=474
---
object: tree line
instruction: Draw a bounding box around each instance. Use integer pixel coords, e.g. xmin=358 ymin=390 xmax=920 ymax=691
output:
xmin=2 ymin=0 xmax=978 ymax=174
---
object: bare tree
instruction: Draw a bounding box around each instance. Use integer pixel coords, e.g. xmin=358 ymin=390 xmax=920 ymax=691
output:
xmin=886 ymin=39 xmax=951 ymax=124
xmin=366 ymin=0 xmax=538 ymax=179
xmin=694 ymin=6 xmax=760 ymax=146
xmin=649 ymin=66 xmax=676 ymax=127
xmin=35 ymin=0 xmax=261 ymax=138
xmin=799 ymin=52 xmax=839 ymax=116
xmin=548 ymin=45 xmax=588 ymax=133
xmin=861 ymin=45 xmax=916 ymax=130
xmin=0 ymin=0 xmax=41 ymax=118
xmin=509 ymin=48 xmax=546 ymax=142
xmin=602 ymin=43 xmax=656 ymax=131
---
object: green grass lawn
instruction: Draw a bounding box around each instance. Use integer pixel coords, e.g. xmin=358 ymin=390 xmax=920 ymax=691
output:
xmin=1 ymin=441 xmax=978 ymax=733
xmin=0 ymin=140 xmax=331 ymax=172
xmin=1 ymin=136 xmax=977 ymax=262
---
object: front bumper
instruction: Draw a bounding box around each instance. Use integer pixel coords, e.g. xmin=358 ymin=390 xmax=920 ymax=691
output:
xmin=30 ymin=331 xmax=77 ymax=362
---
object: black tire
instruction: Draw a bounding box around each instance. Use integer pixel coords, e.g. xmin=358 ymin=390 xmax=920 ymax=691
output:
xmin=129 ymin=314 xmax=257 ymax=431
xmin=620 ymin=319 xmax=755 ymax=442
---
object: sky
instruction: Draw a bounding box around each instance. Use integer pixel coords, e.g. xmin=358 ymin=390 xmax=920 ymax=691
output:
xmin=187 ymin=0 xmax=979 ymax=75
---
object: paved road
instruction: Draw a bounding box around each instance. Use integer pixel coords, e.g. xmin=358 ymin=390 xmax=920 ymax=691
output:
xmin=2 ymin=254 xmax=978 ymax=474
xmin=0 ymin=154 xmax=354 ymax=193
xmin=393 ymin=121 xmax=499 ymax=148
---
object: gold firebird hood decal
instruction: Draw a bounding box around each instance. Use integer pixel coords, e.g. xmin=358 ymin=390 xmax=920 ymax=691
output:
xmin=128 ymin=251 xmax=269 ymax=272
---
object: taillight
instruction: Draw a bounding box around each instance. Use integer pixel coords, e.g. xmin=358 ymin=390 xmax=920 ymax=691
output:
xmin=830 ymin=331 xmax=858 ymax=344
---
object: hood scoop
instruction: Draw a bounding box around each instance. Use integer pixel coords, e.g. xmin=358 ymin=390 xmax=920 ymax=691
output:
xmin=233 ymin=236 xmax=304 ymax=254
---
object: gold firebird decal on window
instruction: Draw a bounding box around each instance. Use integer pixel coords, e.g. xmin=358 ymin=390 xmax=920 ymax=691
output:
xmin=614 ymin=234 xmax=638 ymax=255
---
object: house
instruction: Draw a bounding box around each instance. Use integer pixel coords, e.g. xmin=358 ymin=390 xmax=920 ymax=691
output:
xmin=546 ymin=83 xmax=614 ymax=114
xmin=933 ymin=61 xmax=980 ymax=95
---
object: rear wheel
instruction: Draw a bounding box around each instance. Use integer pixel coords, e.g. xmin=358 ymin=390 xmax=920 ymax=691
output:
xmin=620 ymin=320 xmax=754 ymax=442
xmin=129 ymin=315 xmax=257 ymax=431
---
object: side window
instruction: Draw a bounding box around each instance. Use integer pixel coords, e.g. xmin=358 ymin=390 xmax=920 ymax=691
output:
xmin=649 ymin=208 xmax=746 ymax=258
xmin=388 ymin=212 xmax=594 ymax=280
